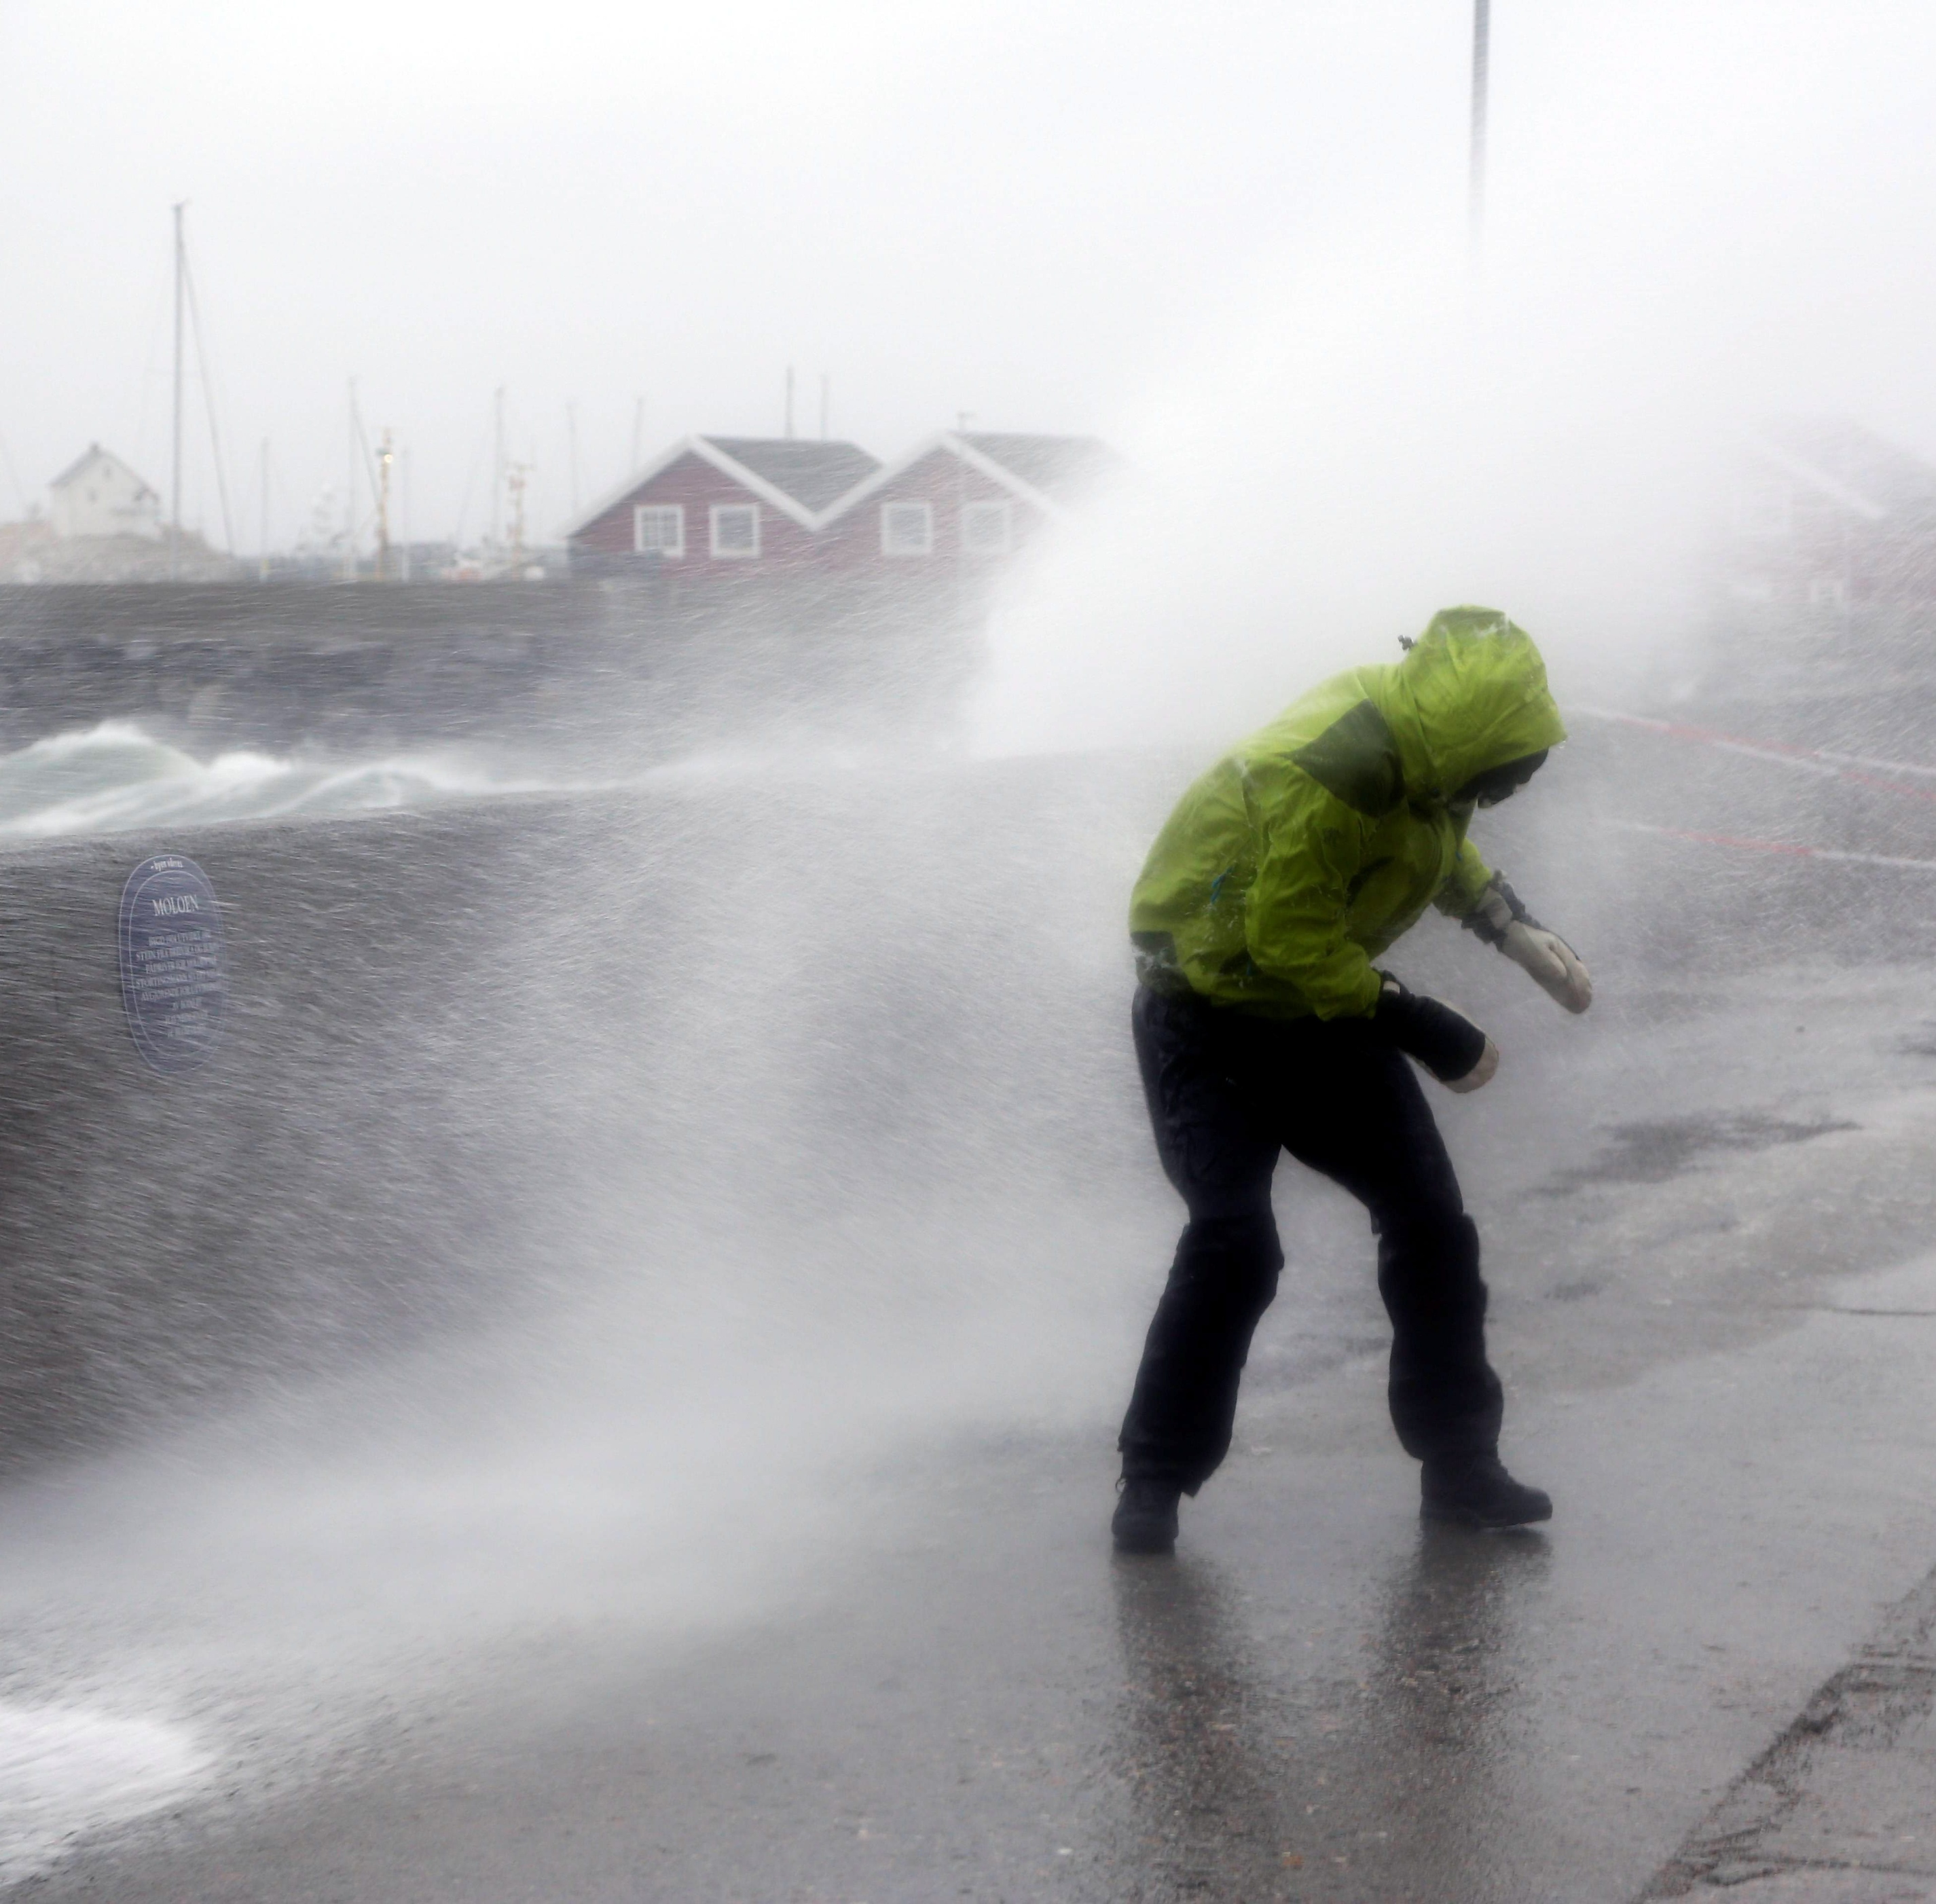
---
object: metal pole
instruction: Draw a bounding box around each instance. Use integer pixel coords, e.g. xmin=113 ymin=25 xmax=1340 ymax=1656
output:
xmin=0 ymin=426 xmax=27 ymax=518
xmin=344 ymin=379 xmax=357 ymax=583
xmin=953 ymin=414 xmax=972 ymax=631
xmin=492 ymin=386 xmax=505 ymax=550
xmin=170 ymin=202 xmax=185 ymax=581
xmin=376 ymin=428 xmax=392 ymax=580
xmin=183 ymin=246 xmax=236 ymax=556
xmin=1469 ymin=0 xmax=1490 ymax=268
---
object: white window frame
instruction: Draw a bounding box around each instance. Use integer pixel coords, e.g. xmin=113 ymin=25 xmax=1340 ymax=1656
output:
xmin=710 ymin=502 xmax=761 ymax=558
xmin=960 ymin=500 xmax=1014 ymax=555
xmin=633 ymin=504 xmax=685 ymax=558
xmin=881 ymin=500 xmax=934 ymax=557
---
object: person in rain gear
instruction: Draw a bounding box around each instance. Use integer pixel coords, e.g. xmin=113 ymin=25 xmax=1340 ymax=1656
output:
xmin=1112 ymin=607 xmax=1591 ymax=1556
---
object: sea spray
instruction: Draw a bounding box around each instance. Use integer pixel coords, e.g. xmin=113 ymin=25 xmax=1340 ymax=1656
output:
xmin=0 ymin=1704 xmax=211 ymax=1884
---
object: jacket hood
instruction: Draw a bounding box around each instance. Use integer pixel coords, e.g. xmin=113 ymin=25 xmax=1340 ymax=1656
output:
xmin=1374 ymin=606 xmax=1567 ymax=801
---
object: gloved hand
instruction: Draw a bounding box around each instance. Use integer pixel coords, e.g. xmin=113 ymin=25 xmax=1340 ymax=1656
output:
xmin=1463 ymin=877 xmax=1593 ymax=1014
xmin=1501 ymin=919 xmax=1592 ymax=1014
xmin=1374 ymin=975 xmax=1499 ymax=1092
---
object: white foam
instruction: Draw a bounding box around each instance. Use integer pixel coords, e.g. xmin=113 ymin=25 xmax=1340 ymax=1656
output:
xmin=0 ymin=721 xmax=580 ymax=839
xmin=0 ymin=722 xmax=898 ymax=839
xmin=0 ymin=1702 xmax=211 ymax=1882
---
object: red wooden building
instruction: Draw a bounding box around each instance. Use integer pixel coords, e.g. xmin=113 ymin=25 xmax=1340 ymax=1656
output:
xmin=811 ymin=431 xmax=1119 ymax=572
xmin=566 ymin=437 xmax=882 ymax=577
xmin=566 ymin=431 xmax=1117 ymax=582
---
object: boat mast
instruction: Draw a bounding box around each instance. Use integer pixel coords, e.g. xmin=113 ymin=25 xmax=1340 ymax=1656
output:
xmin=170 ymin=202 xmax=186 ymax=581
xmin=492 ymin=386 xmax=505 ymax=552
xmin=376 ymin=429 xmax=394 ymax=580
xmin=344 ymin=380 xmax=358 ymax=583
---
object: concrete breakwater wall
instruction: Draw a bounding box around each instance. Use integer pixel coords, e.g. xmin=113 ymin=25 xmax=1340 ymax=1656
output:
xmin=0 ymin=577 xmax=980 ymax=759
xmin=0 ymin=756 xmax=1175 ymax=1476
xmin=0 ymin=799 xmax=596 ymax=1471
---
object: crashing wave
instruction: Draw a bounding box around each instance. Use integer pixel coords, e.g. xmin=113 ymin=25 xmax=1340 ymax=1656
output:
xmin=0 ymin=722 xmax=570 ymax=839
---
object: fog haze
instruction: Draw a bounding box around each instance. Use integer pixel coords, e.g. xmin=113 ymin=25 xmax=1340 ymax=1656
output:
xmin=10 ymin=9 xmax=1936 ymax=1897
xmin=8 ymin=1 xmax=1936 ymax=551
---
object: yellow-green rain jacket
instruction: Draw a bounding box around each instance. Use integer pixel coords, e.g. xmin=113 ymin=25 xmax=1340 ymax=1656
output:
xmin=1130 ymin=607 xmax=1567 ymax=1021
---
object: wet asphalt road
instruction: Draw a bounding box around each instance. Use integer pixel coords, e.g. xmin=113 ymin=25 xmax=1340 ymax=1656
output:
xmin=10 ymin=712 xmax=1936 ymax=1903
xmin=14 ymin=955 xmax=1936 ymax=1903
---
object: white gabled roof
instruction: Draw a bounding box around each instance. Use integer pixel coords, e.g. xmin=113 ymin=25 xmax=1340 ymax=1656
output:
xmin=565 ymin=435 xmax=879 ymax=538
xmin=816 ymin=432 xmax=1075 ymax=528
xmin=566 ymin=429 xmax=1118 ymax=539
xmin=50 ymin=443 xmax=158 ymax=498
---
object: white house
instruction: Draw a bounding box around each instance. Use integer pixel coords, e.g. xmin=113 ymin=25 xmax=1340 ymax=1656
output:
xmin=49 ymin=445 xmax=162 ymax=541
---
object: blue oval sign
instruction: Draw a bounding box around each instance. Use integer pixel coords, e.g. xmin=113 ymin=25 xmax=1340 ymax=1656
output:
xmin=117 ymin=854 xmax=228 ymax=1075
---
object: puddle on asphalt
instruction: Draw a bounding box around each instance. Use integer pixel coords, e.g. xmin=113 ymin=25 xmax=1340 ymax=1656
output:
xmin=1539 ymin=1112 xmax=1859 ymax=1193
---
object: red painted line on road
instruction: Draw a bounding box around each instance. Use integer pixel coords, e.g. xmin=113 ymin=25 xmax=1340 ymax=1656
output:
xmin=1622 ymin=822 xmax=1936 ymax=873
xmin=1576 ymin=708 xmax=1936 ymax=795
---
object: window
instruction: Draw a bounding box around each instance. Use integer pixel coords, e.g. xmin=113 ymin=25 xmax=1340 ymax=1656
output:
xmin=710 ymin=503 xmax=760 ymax=557
xmin=881 ymin=501 xmax=934 ymax=556
xmin=1809 ymin=576 xmax=1848 ymax=610
xmin=634 ymin=504 xmax=684 ymax=557
xmin=960 ymin=501 xmax=1013 ymax=555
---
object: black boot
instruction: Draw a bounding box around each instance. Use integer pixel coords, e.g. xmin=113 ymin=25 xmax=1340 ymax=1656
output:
xmin=1420 ymin=1452 xmax=1552 ymax=1528
xmin=1112 ymin=1475 xmax=1182 ymax=1554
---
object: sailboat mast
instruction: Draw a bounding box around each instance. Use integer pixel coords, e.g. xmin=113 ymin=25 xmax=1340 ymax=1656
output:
xmin=492 ymin=386 xmax=505 ymax=550
xmin=170 ymin=202 xmax=185 ymax=581
xmin=344 ymin=379 xmax=358 ymax=584
xmin=376 ymin=429 xmax=393 ymax=580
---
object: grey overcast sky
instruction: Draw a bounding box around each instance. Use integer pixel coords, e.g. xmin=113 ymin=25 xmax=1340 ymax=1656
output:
xmin=5 ymin=1 xmax=1936 ymax=551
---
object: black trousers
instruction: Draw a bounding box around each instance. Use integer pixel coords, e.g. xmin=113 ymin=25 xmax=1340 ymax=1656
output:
xmin=1118 ymin=985 xmax=1503 ymax=1493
